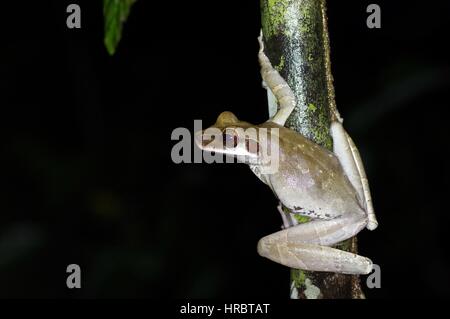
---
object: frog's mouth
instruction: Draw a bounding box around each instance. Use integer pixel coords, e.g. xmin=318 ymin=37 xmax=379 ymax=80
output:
xmin=194 ymin=129 xmax=261 ymax=163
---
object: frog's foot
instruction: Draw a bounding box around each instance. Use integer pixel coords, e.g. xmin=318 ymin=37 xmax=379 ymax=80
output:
xmin=258 ymin=29 xmax=264 ymax=53
xmin=257 ymin=213 xmax=372 ymax=274
xmin=277 ymin=203 xmax=293 ymax=229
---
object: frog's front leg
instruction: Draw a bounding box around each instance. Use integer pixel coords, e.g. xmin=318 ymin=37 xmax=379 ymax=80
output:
xmin=257 ymin=213 xmax=372 ymax=274
xmin=258 ymin=31 xmax=295 ymax=126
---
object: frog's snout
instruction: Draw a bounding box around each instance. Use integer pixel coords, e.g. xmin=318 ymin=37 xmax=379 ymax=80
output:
xmin=194 ymin=130 xmax=205 ymax=148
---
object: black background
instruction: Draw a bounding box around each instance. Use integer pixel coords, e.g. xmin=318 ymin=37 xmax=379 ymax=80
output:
xmin=1 ymin=0 xmax=449 ymax=298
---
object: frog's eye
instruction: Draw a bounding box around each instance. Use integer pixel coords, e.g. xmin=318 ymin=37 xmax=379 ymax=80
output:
xmin=223 ymin=131 xmax=238 ymax=148
xmin=245 ymin=137 xmax=260 ymax=154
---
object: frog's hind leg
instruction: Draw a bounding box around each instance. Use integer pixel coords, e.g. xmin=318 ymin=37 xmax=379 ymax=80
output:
xmin=330 ymin=121 xmax=378 ymax=230
xmin=258 ymin=240 xmax=372 ymax=274
xmin=257 ymin=213 xmax=372 ymax=274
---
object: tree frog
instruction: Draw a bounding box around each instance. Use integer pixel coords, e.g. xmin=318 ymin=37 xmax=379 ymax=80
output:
xmin=195 ymin=33 xmax=378 ymax=275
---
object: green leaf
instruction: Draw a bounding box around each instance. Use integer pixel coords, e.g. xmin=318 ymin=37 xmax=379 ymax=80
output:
xmin=103 ymin=0 xmax=136 ymax=55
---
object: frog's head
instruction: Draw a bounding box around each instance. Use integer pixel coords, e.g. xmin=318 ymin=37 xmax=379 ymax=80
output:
xmin=195 ymin=111 xmax=263 ymax=164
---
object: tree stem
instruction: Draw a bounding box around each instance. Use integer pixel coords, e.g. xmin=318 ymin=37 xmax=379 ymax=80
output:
xmin=260 ymin=0 xmax=365 ymax=299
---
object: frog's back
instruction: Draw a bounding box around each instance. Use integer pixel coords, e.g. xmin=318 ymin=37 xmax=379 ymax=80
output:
xmin=260 ymin=121 xmax=364 ymax=219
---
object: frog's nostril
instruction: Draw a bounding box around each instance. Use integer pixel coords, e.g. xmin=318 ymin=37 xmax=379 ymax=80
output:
xmin=202 ymin=138 xmax=212 ymax=147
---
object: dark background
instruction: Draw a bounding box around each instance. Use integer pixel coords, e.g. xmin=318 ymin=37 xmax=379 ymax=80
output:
xmin=1 ymin=0 xmax=449 ymax=298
